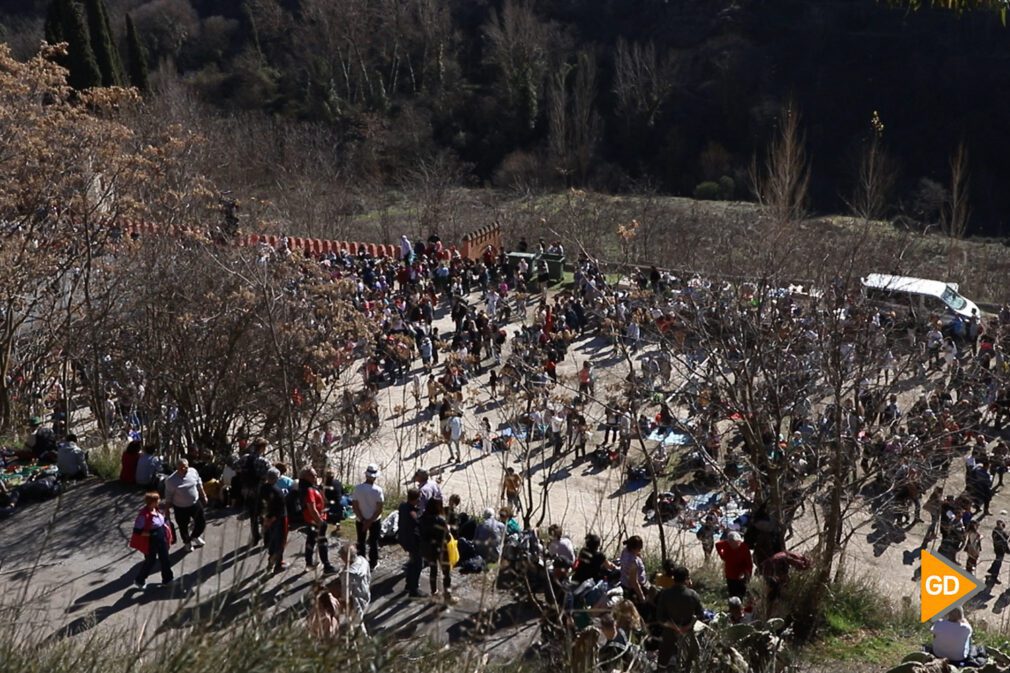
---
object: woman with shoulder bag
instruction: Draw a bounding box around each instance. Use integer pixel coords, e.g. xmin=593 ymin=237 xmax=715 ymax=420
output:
xmin=129 ymin=492 xmax=175 ymax=589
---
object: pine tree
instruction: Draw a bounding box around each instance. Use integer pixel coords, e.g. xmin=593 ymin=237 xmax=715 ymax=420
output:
xmin=83 ymin=0 xmax=123 ymax=86
xmin=54 ymin=0 xmax=102 ymax=89
xmin=125 ymin=14 xmax=149 ymax=93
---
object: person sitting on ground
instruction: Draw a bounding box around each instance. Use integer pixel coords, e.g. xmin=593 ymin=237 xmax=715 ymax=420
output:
xmin=598 ymin=611 xmax=643 ymax=668
xmin=135 ymin=444 xmax=165 ymax=488
xmin=20 ymin=416 xmax=57 ymax=462
xmin=119 ymin=440 xmax=142 ymax=484
xmin=57 ymin=433 xmax=88 ymax=480
xmin=338 ymin=543 xmax=372 ymax=635
xmin=573 ymin=533 xmax=616 ymax=584
xmin=727 ymin=594 xmax=751 ymax=622
xmin=474 ymin=507 xmax=506 ymax=563
xmin=547 ymin=523 xmax=576 ymax=566
xmin=931 ymin=606 xmax=984 ymax=665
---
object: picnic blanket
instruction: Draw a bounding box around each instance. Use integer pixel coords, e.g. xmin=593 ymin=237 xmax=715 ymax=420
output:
xmin=0 ymin=463 xmax=58 ymax=488
xmin=678 ymin=491 xmax=748 ymax=533
xmin=646 ymin=429 xmax=693 ymax=446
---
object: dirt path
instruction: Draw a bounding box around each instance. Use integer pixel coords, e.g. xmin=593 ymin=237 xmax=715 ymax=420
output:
xmin=1 ymin=288 xmax=1006 ymax=647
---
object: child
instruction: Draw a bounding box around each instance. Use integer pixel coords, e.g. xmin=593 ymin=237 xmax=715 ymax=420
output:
xmin=697 ymin=511 xmax=720 ymax=562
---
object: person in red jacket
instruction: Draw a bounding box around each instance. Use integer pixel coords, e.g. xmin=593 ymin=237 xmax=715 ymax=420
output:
xmin=715 ymin=531 xmax=753 ymax=599
xmin=119 ymin=440 xmax=142 ymax=485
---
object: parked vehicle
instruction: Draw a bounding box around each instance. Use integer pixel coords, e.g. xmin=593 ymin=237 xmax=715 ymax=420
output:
xmin=861 ymin=273 xmax=982 ymax=329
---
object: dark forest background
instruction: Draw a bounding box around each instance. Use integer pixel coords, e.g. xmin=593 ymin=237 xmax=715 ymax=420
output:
xmin=3 ymin=0 xmax=1010 ymax=236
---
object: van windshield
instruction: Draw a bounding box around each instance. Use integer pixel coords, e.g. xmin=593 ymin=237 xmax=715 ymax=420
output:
xmin=941 ymin=286 xmax=967 ymax=311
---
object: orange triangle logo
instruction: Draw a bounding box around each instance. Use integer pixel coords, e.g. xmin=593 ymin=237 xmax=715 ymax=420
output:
xmin=920 ymin=550 xmax=982 ymax=622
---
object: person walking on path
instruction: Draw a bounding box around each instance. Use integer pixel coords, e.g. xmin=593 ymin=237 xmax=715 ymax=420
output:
xmin=300 ymin=467 xmax=336 ymax=574
xmin=988 ymin=520 xmax=1009 ymax=585
xmin=448 ymin=414 xmax=464 ymax=462
xmin=129 ymin=492 xmax=175 ymax=589
xmin=715 ymin=531 xmax=753 ymax=599
xmin=352 ymin=464 xmax=385 ymax=570
xmin=163 ymin=458 xmax=208 ymax=552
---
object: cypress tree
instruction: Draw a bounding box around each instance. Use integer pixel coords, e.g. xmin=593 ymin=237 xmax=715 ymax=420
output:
xmin=44 ymin=0 xmax=65 ymax=45
xmin=59 ymin=0 xmax=102 ymax=89
xmin=83 ymin=0 xmax=124 ymax=86
xmin=125 ymin=14 xmax=149 ymax=93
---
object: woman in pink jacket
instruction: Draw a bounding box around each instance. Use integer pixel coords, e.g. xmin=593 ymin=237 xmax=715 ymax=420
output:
xmin=129 ymin=492 xmax=175 ymax=589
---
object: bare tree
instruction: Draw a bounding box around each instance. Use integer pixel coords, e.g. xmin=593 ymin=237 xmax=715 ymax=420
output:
xmin=848 ymin=111 xmax=897 ymax=222
xmin=941 ymin=140 xmax=971 ymax=239
xmin=613 ymin=39 xmax=676 ymax=130
xmin=750 ymin=104 xmax=811 ymax=226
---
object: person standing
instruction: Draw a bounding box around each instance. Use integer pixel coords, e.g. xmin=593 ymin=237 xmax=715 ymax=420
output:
xmin=351 ymin=464 xmax=385 ymax=570
xmin=414 ymin=468 xmax=442 ymax=515
xmin=715 ymin=531 xmax=753 ymax=599
xmin=260 ymin=468 xmax=289 ymax=573
xmin=501 ymin=467 xmax=522 ymax=513
xmin=163 ymin=458 xmax=207 ymax=552
xmin=239 ymin=438 xmax=271 ymax=545
xmin=619 ymin=536 xmax=650 ymax=605
xmin=129 ymin=492 xmax=175 ymax=589
xmin=988 ymin=520 xmax=1010 ymax=586
xmin=965 ymin=521 xmax=982 ymax=575
xmin=448 ymin=414 xmax=464 ymax=463
xmin=398 ymin=488 xmax=423 ymax=597
xmin=654 ymin=565 xmax=707 ymax=670
xmin=300 ymin=467 xmax=336 ymax=574
xmin=419 ymin=497 xmax=456 ymax=606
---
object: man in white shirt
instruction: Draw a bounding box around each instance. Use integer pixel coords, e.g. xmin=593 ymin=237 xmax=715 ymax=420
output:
xmin=163 ymin=458 xmax=208 ymax=552
xmin=931 ymin=606 xmax=974 ymax=663
xmin=351 ymin=464 xmax=384 ymax=569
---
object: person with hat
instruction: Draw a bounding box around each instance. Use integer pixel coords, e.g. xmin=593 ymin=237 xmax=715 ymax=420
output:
xmin=352 ymin=464 xmax=385 ymax=569
xmin=21 ymin=416 xmax=57 ymax=461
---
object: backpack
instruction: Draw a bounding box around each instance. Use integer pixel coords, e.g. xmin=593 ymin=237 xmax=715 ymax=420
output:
xmin=239 ymin=453 xmax=259 ymax=490
xmin=34 ymin=428 xmax=57 ymax=456
xmin=285 ymin=485 xmax=304 ymax=521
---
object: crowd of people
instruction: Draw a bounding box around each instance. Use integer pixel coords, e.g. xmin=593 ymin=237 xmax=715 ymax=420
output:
xmin=9 ymin=227 xmax=1010 ymax=670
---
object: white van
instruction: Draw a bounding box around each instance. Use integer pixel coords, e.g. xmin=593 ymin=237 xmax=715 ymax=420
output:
xmin=861 ymin=273 xmax=981 ymax=326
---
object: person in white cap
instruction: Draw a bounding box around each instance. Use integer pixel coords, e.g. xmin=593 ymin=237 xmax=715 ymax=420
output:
xmin=352 ymin=464 xmax=385 ymax=569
